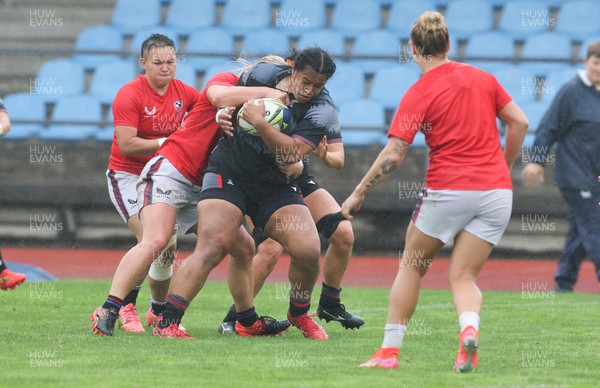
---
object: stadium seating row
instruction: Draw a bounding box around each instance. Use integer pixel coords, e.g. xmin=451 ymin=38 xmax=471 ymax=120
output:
xmin=4 ymin=89 xmax=555 ymax=144
xmin=73 ymin=24 xmax=598 ymax=75
xmin=28 ymin=54 xmax=581 ymax=106
xmin=5 ymin=0 xmax=593 ymax=145
xmin=109 ymin=0 xmax=600 ymax=40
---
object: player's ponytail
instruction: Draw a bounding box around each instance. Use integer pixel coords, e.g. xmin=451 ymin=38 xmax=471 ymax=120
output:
xmin=235 ymin=55 xmax=288 ymax=76
xmin=410 ymin=11 xmax=450 ymax=58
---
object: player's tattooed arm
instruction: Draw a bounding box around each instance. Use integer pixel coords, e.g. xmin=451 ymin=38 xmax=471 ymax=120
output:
xmin=365 ymin=138 xmax=409 ymax=189
xmin=341 ymin=137 xmax=410 ymax=218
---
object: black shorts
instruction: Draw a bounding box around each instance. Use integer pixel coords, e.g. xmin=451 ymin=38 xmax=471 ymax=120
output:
xmin=200 ymin=171 xmax=306 ymax=230
xmin=295 ymin=171 xmax=322 ymax=198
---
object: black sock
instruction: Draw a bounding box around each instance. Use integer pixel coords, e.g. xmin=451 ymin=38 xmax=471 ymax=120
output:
xmin=0 ymin=249 xmax=6 ymax=272
xmin=289 ymin=295 xmax=310 ymax=317
xmin=102 ymin=295 xmax=124 ymax=311
xmin=158 ymin=294 xmax=189 ymax=329
xmin=150 ymin=298 xmax=167 ymax=315
xmin=122 ymin=285 xmax=142 ymax=306
xmin=237 ymin=306 xmax=258 ymax=327
xmin=319 ymin=282 xmax=342 ymax=307
xmin=223 ymin=303 xmax=236 ymax=323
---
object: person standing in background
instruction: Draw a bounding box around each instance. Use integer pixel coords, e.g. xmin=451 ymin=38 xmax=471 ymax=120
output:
xmin=522 ymin=40 xmax=600 ymax=292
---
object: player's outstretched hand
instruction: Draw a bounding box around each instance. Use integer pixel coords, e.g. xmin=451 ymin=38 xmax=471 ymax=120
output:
xmin=341 ymin=191 xmax=365 ymax=220
xmin=312 ymin=136 xmax=328 ymax=160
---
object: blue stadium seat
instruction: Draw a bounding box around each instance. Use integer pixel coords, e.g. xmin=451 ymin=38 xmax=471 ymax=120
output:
xmin=89 ymin=60 xmax=137 ymax=105
xmin=541 ymin=66 xmax=578 ymax=101
xmin=325 ymin=62 xmax=365 ymax=106
xmin=221 ymin=0 xmax=271 ymax=34
xmin=370 ymin=65 xmax=421 ymax=110
xmin=73 ymin=25 xmax=125 ymax=71
xmin=579 ymin=36 xmax=600 ymax=59
xmin=277 ymin=0 xmax=327 ymax=34
xmin=130 ymin=27 xmax=180 ymax=58
xmin=2 ymin=93 xmax=46 ymax=139
xmin=464 ymin=32 xmax=515 ymax=59
xmin=343 ymin=130 xmax=387 ymax=147
xmin=185 ymin=28 xmax=237 ymax=71
xmin=492 ymin=66 xmax=538 ymax=104
xmin=555 ymin=0 xmax=600 ymax=40
xmin=387 ymin=0 xmax=437 ymax=35
xmin=239 ymin=29 xmax=292 ymax=59
xmin=498 ymin=1 xmax=552 ymax=40
xmin=112 ymin=0 xmax=161 ymax=36
xmin=94 ymin=126 xmax=115 ymax=142
xmin=40 ymin=95 xmax=102 ymax=140
xmin=165 ymin=0 xmax=216 ymax=37
xmin=464 ymin=32 xmax=515 ymax=72
xmin=331 ymin=0 xmax=381 ymax=36
xmin=445 ymin=0 xmax=494 ymax=39
xmin=175 ymin=62 xmax=199 ymax=89
xmin=520 ymin=32 xmax=573 ymax=75
xmin=350 ymin=30 xmax=402 ymax=73
xmin=200 ymin=62 xmax=243 ymax=91
xmin=296 ymin=29 xmax=346 ymax=58
xmin=519 ymin=100 xmax=551 ymax=133
xmin=34 ymin=59 xmax=86 ymax=103
xmin=338 ymin=99 xmax=386 ymax=127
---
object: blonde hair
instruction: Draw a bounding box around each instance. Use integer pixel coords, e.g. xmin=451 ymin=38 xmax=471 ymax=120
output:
xmin=410 ymin=11 xmax=449 ymax=57
xmin=235 ymin=55 xmax=288 ymax=76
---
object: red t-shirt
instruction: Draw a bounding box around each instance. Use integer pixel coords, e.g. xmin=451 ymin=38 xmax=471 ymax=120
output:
xmin=108 ymin=75 xmax=200 ymax=175
xmin=159 ymin=72 xmax=239 ymax=185
xmin=388 ymin=62 xmax=513 ymax=190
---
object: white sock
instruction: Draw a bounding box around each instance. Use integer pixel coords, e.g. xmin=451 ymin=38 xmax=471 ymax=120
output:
xmin=381 ymin=323 xmax=408 ymax=349
xmin=458 ymin=311 xmax=480 ymax=332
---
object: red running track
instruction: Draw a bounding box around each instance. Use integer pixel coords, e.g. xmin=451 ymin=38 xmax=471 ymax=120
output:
xmin=4 ymin=247 xmax=599 ymax=293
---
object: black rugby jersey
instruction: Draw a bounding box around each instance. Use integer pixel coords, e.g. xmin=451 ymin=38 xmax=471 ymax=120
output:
xmin=208 ymin=62 xmax=339 ymax=185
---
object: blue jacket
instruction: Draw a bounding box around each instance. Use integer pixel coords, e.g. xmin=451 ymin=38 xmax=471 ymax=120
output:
xmin=531 ymin=73 xmax=600 ymax=191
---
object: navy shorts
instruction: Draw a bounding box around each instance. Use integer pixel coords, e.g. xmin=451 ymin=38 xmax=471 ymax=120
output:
xmin=200 ymin=171 xmax=306 ymax=230
xmin=295 ymin=172 xmax=322 ymax=198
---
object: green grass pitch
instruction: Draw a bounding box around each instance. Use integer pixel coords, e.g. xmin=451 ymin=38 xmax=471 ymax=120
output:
xmin=1 ymin=280 xmax=598 ymax=387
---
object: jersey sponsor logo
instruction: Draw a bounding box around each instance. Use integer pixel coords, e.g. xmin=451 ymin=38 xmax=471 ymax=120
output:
xmin=174 ymin=100 xmax=183 ymax=112
xmin=127 ymin=199 xmax=138 ymax=205
xmin=144 ymin=106 xmax=157 ymax=117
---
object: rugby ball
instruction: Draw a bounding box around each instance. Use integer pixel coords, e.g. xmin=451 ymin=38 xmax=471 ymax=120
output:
xmin=237 ymin=98 xmax=291 ymax=136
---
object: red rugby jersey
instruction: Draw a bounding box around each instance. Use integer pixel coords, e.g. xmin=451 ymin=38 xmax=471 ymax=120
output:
xmin=388 ymin=62 xmax=513 ymax=190
xmin=108 ymin=75 xmax=199 ymax=175
xmin=159 ymin=72 xmax=239 ymax=185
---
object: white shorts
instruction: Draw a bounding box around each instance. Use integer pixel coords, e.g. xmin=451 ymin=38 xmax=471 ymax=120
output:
xmin=411 ymin=189 xmax=512 ymax=245
xmin=137 ymin=155 xmax=201 ymax=234
xmin=106 ymin=170 xmax=140 ymax=223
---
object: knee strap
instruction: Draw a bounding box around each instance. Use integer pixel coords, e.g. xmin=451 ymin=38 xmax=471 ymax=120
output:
xmin=149 ymin=233 xmax=177 ymax=281
xmin=316 ymin=212 xmax=347 ymax=240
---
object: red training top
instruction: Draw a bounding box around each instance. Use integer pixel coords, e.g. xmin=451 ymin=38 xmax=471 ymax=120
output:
xmin=109 ymin=75 xmax=199 ymax=175
xmin=159 ymin=72 xmax=240 ymax=185
xmin=388 ymin=62 xmax=513 ymax=190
